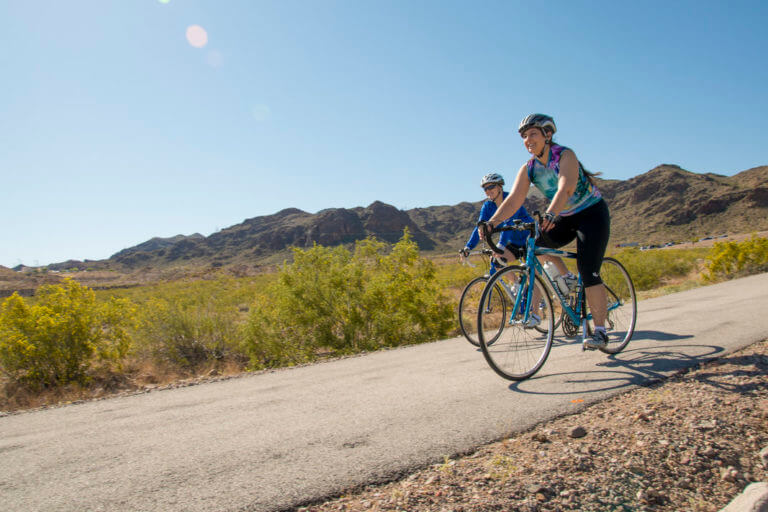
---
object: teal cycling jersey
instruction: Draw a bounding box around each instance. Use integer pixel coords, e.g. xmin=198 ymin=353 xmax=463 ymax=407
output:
xmin=526 ymin=143 xmax=602 ymax=216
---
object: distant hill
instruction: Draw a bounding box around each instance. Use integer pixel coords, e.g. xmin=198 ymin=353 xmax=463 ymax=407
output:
xmin=0 ymin=265 xmax=62 ymax=296
xmin=602 ymin=164 xmax=768 ymax=242
xmin=43 ymin=164 xmax=768 ymax=272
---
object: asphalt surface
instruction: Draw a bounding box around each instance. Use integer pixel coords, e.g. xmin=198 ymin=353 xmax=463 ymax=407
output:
xmin=2 ymin=272 xmax=767 ymax=512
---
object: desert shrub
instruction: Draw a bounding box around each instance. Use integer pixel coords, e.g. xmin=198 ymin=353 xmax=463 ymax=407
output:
xmin=242 ymin=231 xmax=454 ymax=369
xmin=611 ymin=247 xmax=700 ymax=291
xmin=130 ymin=278 xmax=250 ymax=370
xmin=0 ymin=279 xmax=134 ymax=389
xmin=436 ymin=256 xmax=490 ymax=290
xmin=704 ymin=235 xmax=768 ymax=281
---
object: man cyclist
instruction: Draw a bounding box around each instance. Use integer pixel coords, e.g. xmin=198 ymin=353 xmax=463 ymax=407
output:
xmin=460 ymin=173 xmax=543 ymax=327
xmin=460 ymin=172 xmax=533 ymax=271
xmin=483 ymin=114 xmax=611 ymax=349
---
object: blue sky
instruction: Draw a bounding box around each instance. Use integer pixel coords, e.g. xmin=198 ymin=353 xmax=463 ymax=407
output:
xmin=2 ymin=0 xmax=766 ymax=268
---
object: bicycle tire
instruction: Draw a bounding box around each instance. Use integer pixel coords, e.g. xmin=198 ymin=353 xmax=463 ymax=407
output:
xmin=477 ymin=265 xmax=554 ymax=381
xmin=596 ymin=257 xmax=637 ymax=354
xmin=458 ymin=276 xmax=506 ymax=347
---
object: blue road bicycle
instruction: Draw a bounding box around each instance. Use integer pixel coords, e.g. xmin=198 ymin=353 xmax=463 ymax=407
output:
xmin=458 ymin=248 xmax=565 ymax=347
xmin=476 ymin=214 xmax=637 ymax=381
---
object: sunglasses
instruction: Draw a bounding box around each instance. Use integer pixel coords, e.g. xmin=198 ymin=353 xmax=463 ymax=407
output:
xmin=483 ymin=185 xmax=498 ymax=191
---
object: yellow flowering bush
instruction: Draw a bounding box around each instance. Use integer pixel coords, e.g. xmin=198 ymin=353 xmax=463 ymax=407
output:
xmin=705 ymin=235 xmax=768 ymax=281
xmin=0 ymin=279 xmax=135 ymax=388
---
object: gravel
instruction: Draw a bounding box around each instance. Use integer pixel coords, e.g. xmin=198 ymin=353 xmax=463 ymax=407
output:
xmin=294 ymin=339 xmax=768 ymax=512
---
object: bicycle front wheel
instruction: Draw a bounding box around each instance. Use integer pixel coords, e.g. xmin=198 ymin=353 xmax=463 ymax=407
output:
xmin=477 ymin=265 xmax=554 ymax=381
xmin=535 ymin=288 xmax=564 ymax=334
xmin=458 ymin=276 xmax=506 ymax=347
xmin=597 ymin=257 xmax=637 ymax=354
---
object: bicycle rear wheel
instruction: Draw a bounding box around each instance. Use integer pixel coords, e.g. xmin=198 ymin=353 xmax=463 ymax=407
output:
xmin=477 ymin=265 xmax=554 ymax=381
xmin=459 ymin=276 xmax=506 ymax=347
xmin=596 ymin=257 xmax=637 ymax=354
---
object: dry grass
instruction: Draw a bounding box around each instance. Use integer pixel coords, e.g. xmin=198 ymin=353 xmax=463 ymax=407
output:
xmin=0 ymin=358 xmax=248 ymax=412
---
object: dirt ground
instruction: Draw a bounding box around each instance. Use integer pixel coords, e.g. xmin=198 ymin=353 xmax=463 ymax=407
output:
xmin=295 ymin=339 xmax=768 ymax=512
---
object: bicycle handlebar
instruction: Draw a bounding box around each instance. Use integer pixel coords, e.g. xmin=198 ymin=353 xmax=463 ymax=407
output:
xmin=478 ymin=211 xmax=543 ymax=254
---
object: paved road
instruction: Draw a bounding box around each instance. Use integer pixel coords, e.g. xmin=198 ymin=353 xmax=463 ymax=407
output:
xmin=2 ymin=273 xmax=767 ymax=512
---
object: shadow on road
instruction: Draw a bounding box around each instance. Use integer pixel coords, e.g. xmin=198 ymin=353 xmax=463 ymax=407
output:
xmin=630 ymin=330 xmax=695 ymax=342
xmin=551 ymin=329 xmax=694 ymax=347
xmin=508 ymin=340 xmax=726 ymax=395
xmin=681 ymin=352 xmax=768 ymax=396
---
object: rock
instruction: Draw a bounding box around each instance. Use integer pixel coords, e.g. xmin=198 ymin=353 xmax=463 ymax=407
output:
xmin=760 ymin=446 xmax=768 ymax=467
xmin=527 ymin=484 xmax=549 ymax=494
xmin=719 ymin=482 xmax=768 ymax=512
xmin=637 ymin=487 xmax=663 ymax=505
xmin=569 ymin=426 xmax=587 ymax=439
xmin=695 ymin=420 xmax=718 ymax=431
xmin=720 ymin=467 xmax=739 ymax=482
xmin=532 ymin=432 xmax=550 ymax=443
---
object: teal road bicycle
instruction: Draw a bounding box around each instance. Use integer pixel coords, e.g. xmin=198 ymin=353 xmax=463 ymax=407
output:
xmin=458 ymin=249 xmax=565 ymax=347
xmin=476 ymin=214 xmax=637 ymax=381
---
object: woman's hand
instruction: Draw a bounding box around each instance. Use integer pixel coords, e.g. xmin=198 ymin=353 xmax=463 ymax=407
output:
xmin=541 ymin=212 xmax=559 ymax=232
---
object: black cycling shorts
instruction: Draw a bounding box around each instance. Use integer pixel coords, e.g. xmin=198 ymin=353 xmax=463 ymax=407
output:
xmin=537 ymin=199 xmax=610 ymax=287
xmin=502 ymin=243 xmax=525 ymax=260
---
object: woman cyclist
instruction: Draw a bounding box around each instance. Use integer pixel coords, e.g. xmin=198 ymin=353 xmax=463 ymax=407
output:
xmin=483 ymin=114 xmax=611 ymax=349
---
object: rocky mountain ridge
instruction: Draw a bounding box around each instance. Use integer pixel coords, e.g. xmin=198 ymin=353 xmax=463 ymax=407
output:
xmin=40 ymin=164 xmax=768 ymax=272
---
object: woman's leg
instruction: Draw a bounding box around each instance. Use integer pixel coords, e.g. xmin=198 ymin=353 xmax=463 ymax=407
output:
xmin=574 ymin=201 xmax=611 ymax=330
xmin=585 ymin=283 xmax=607 ymax=327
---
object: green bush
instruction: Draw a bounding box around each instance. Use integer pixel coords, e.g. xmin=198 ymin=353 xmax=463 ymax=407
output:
xmin=130 ymin=278 xmax=251 ymax=370
xmin=0 ymin=279 xmax=134 ymax=389
xmin=704 ymin=235 xmax=768 ymax=281
xmin=242 ymin=231 xmax=454 ymax=369
xmin=611 ymin=247 xmax=700 ymax=291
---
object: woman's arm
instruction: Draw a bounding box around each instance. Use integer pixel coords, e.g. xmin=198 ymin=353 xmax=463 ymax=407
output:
xmin=465 ymin=201 xmax=492 ymax=249
xmin=541 ymin=149 xmax=579 ymax=231
xmin=486 ymin=164 xmax=531 ymax=229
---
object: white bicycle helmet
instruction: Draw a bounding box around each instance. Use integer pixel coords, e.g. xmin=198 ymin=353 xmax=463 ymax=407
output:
xmin=518 ymin=113 xmax=557 ymax=136
xmin=480 ymin=173 xmax=504 ymax=187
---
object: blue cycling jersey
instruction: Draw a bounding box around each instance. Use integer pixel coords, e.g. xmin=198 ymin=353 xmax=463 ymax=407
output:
xmin=465 ymin=191 xmax=533 ymax=250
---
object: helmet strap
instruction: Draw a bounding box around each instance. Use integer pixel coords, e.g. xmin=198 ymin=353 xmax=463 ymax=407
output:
xmin=536 ymin=141 xmax=550 ymax=159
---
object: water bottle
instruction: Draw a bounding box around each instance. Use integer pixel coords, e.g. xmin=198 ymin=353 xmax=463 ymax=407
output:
xmin=543 ymin=261 xmax=569 ymax=296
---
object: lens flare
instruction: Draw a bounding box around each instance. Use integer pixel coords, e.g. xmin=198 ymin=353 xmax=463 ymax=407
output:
xmin=186 ymin=25 xmax=208 ymax=48
xmin=251 ymin=105 xmax=271 ymax=122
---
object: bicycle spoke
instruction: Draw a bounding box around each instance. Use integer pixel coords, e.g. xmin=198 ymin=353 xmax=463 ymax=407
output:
xmin=597 ymin=258 xmax=637 ymax=354
xmin=478 ymin=266 xmax=554 ymax=380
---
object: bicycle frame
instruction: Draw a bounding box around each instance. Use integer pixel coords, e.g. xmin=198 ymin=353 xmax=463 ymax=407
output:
xmin=481 ymin=217 xmax=597 ymax=345
xmin=529 ymin=247 xmax=591 ymax=342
